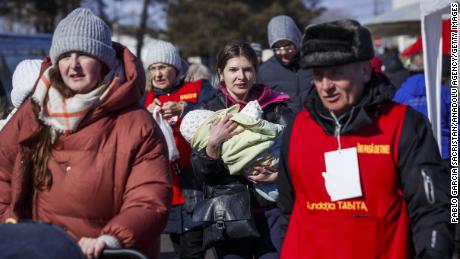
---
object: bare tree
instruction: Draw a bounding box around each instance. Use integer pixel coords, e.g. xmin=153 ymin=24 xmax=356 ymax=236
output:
xmin=136 ymin=0 xmax=150 ymax=57
xmin=166 ymin=0 xmax=325 ymax=61
xmin=0 ymin=0 xmax=81 ymax=33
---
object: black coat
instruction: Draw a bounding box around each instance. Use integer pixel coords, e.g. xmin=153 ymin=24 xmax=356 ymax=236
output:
xmin=382 ymin=53 xmax=410 ymax=89
xmin=257 ymin=55 xmax=313 ymax=113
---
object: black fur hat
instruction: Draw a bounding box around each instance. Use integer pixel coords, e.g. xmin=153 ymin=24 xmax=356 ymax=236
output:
xmin=300 ymin=19 xmax=374 ymax=68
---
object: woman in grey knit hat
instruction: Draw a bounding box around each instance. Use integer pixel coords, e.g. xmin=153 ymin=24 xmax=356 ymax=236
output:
xmin=0 ymin=8 xmax=171 ymax=259
xmin=257 ymin=15 xmax=313 ymax=114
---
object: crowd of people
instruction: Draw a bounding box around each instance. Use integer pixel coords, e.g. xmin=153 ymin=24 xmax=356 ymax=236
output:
xmin=0 ymin=7 xmax=455 ymax=259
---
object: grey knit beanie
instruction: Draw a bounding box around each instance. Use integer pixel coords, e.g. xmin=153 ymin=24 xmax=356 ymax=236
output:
xmin=49 ymin=8 xmax=116 ymax=69
xmin=267 ymin=15 xmax=302 ymax=49
xmin=145 ymin=40 xmax=182 ymax=71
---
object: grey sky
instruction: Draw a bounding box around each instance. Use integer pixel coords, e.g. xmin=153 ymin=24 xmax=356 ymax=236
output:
xmin=319 ymin=0 xmax=392 ymax=23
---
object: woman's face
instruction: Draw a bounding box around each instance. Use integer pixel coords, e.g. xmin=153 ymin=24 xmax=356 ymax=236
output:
xmin=149 ymin=63 xmax=178 ymax=90
xmin=219 ymin=56 xmax=256 ymax=101
xmin=58 ymin=52 xmax=104 ymax=94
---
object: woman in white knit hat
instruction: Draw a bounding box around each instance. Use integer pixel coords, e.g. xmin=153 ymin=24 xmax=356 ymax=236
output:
xmin=0 ymin=59 xmax=42 ymax=131
xmin=0 ymin=8 xmax=171 ymax=259
xmin=143 ymin=40 xmax=215 ymax=259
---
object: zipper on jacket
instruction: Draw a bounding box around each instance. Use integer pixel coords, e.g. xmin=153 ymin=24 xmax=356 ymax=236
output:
xmin=330 ymin=112 xmax=342 ymax=150
xmin=421 ymin=169 xmax=436 ymax=204
xmin=431 ymin=230 xmax=437 ymax=248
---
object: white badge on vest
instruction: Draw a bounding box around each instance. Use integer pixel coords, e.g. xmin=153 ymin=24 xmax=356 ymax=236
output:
xmin=322 ymin=147 xmax=362 ymax=201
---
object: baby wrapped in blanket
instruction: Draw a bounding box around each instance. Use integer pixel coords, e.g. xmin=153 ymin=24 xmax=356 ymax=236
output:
xmin=180 ymin=100 xmax=284 ymax=202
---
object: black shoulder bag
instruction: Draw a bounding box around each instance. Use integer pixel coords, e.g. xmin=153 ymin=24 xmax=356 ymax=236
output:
xmin=192 ymin=184 xmax=260 ymax=249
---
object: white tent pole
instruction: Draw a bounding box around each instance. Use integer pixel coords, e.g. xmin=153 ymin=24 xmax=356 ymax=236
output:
xmin=421 ymin=11 xmax=443 ymax=151
xmin=436 ymin=34 xmax=443 ymax=154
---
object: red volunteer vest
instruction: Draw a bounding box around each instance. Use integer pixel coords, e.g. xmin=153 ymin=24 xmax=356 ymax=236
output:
xmin=281 ymin=103 xmax=411 ymax=259
xmin=144 ymin=80 xmax=202 ymax=205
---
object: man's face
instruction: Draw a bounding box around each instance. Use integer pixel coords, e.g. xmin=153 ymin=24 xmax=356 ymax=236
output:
xmin=273 ymin=40 xmax=298 ymax=64
xmin=313 ymin=62 xmax=372 ymax=116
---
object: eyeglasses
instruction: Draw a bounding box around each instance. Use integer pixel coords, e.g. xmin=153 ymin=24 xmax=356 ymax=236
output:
xmin=273 ymin=43 xmax=296 ymax=54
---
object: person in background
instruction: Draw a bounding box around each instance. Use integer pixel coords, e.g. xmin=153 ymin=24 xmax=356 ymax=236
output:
xmin=144 ymin=40 xmax=215 ymax=259
xmin=185 ymin=63 xmax=211 ymax=83
xmin=257 ymin=15 xmax=312 ymax=113
xmin=191 ymin=41 xmax=292 ymax=259
xmin=0 ymin=59 xmax=42 ymax=130
xmin=0 ymin=8 xmax=172 ymax=259
xmin=382 ymin=51 xmax=409 ymax=89
xmin=277 ymin=19 xmax=453 ymax=259
xmin=408 ymin=52 xmax=425 ymax=74
xmin=250 ymin=42 xmax=263 ymax=65
xmin=393 ymin=53 xmax=451 ymax=161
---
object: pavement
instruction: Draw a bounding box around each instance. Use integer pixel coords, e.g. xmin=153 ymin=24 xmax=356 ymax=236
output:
xmin=159 ymin=234 xmax=214 ymax=259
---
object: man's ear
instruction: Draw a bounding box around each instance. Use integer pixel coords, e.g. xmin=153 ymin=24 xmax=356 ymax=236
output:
xmin=361 ymin=61 xmax=372 ymax=83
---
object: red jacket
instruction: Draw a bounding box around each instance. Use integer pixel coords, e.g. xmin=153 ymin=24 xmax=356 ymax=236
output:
xmin=281 ymin=104 xmax=411 ymax=259
xmin=0 ymin=43 xmax=172 ymax=258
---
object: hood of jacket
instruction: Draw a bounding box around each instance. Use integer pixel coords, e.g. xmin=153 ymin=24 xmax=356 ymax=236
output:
xmin=397 ymin=73 xmax=426 ymax=97
xmin=305 ymin=71 xmax=396 ymax=135
xmin=83 ymin=42 xmax=145 ymax=125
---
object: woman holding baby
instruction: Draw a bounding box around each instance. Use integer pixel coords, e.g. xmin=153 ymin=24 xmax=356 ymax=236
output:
xmin=190 ymin=41 xmax=293 ymax=259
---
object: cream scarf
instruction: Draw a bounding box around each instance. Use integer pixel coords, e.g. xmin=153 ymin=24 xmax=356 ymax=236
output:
xmin=32 ymin=61 xmax=125 ymax=136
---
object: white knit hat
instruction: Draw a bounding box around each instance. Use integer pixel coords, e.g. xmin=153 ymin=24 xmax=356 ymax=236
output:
xmin=180 ymin=109 xmax=215 ymax=144
xmin=145 ymin=40 xmax=182 ymax=71
xmin=240 ymin=100 xmax=263 ymax=120
xmin=11 ymin=59 xmax=42 ymax=108
xmin=49 ymin=8 xmax=116 ymax=69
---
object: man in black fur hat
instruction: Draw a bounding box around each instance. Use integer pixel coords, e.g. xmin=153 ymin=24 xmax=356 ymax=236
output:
xmin=277 ymin=19 xmax=453 ymax=259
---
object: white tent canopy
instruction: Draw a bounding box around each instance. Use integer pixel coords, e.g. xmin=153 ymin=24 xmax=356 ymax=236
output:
xmin=364 ymin=3 xmax=421 ymax=37
xmin=420 ymin=0 xmax=453 ymax=153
